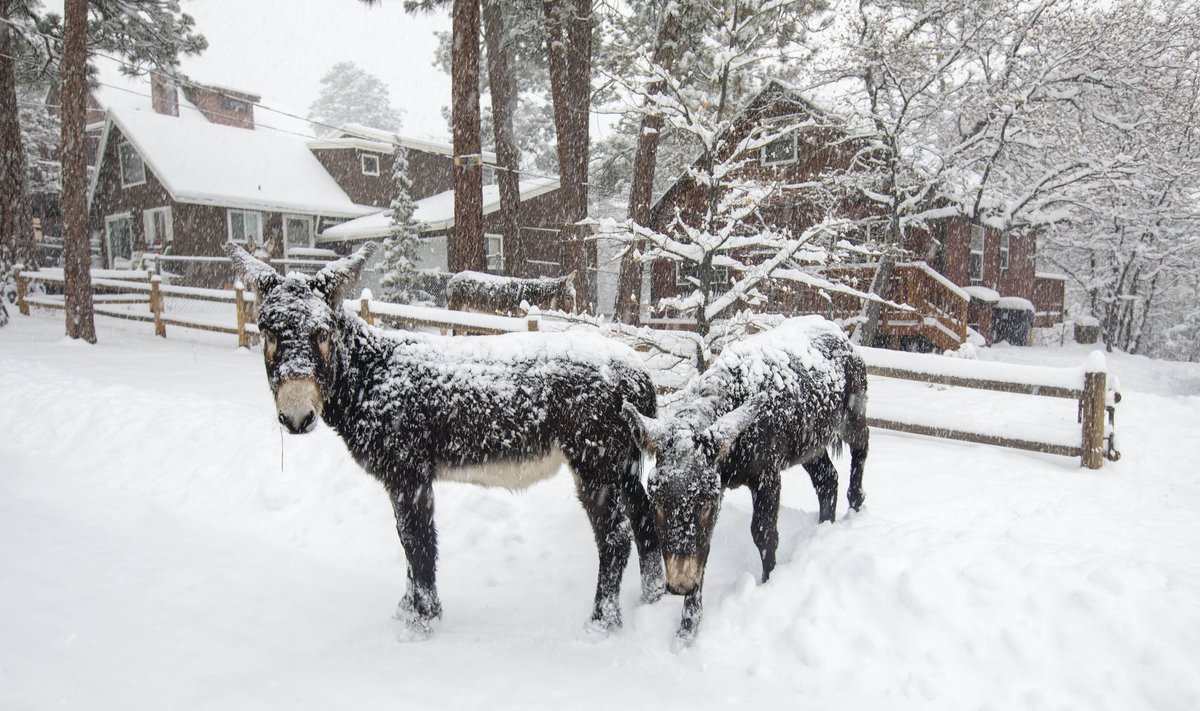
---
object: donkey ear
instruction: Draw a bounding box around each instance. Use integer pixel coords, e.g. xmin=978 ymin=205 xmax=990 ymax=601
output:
xmin=699 ymin=392 xmax=768 ymax=462
xmin=224 ymin=241 xmax=280 ymax=296
xmin=622 ymin=401 xmax=669 ymax=455
xmin=310 ymin=242 xmax=377 ymax=307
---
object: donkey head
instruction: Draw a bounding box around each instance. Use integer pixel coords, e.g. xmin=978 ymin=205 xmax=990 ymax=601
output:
xmin=555 ymin=271 xmax=578 ymax=313
xmin=623 ymin=394 xmax=766 ymax=595
xmin=226 ymin=242 xmax=376 ymax=435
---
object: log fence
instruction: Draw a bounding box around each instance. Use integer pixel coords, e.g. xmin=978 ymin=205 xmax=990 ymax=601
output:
xmin=13 ymin=270 xmax=1118 ymax=468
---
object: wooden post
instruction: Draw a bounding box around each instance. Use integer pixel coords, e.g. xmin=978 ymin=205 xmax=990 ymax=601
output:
xmin=1080 ymin=352 xmax=1107 ymax=469
xmin=359 ymin=289 xmax=374 ymax=326
xmin=235 ymin=281 xmax=250 ymax=348
xmin=15 ymin=264 xmax=28 ymax=316
xmin=150 ymin=275 xmax=166 ymax=337
xmin=526 ymin=305 xmax=540 ymax=332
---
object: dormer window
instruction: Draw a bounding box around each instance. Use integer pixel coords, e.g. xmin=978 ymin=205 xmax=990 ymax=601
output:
xmin=361 ymin=153 xmax=381 ymax=176
xmin=118 ymin=140 xmax=145 ymax=187
xmin=220 ymin=95 xmax=249 ymax=113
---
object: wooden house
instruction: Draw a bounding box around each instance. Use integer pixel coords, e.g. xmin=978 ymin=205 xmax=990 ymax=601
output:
xmin=82 ymin=88 xmax=565 ymax=288
xmin=648 ymin=80 xmax=1065 ymax=349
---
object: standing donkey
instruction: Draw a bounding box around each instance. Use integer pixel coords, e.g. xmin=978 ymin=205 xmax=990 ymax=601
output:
xmin=227 ymin=243 xmax=664 ymax=639
xmin=624 ymin=316 xmax=869 ymax=641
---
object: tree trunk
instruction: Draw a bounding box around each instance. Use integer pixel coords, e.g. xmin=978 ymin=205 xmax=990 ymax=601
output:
xmin=482 ymin=0 xmax=523 ymax=275
xmin=614 ymin=8 xmax=681 ymax=324
xmin=0 ymin=12 xmax=38 ymax=279
xmin=855 ymin=256 xmax=896 ymax=347
xmin=450 ymin=0 xmax=485 ymax=273
xmin=543 ymin=0 xmax=592 ymax=311
xmin=61 ymin=0 xmax=96 ymax=342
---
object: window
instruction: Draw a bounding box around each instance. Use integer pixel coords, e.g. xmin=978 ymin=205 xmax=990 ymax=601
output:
xmin=228 ymin=209 xmax=263 ymax=245
xmin=221 ymin=95 xmax=249 ymax=113
xmin=284 ymin=215 xmax=313 ymax=252
xmin=143 ymin=207 xmax=173 ymax=248
xmin=485 ymin=233 xmax=504 ymax=272
xmin=761 ymin=134 xmax=797 ymax=166
xmin=360 ymin=153 xmax=381 ymax=176
xmin=105 ymin=213 xmax=134 ymax=267
xmin=675 ymin=261 xmax=732 ymax=290
xmin=969 ymin=224 xmax=985 ymax=284
xmin=999 ymin=233 xmax=1011 ymax=271
xmin=118 ymin=140 xmax=145 ymax=187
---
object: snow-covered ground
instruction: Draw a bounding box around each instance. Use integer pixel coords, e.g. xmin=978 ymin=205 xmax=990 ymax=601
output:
xmin=2 ymin=313 xmax=1199 ymax=711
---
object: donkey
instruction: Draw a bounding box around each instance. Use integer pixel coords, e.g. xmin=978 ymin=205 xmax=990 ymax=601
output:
xmin=227 ymin=243 xmax=664 ymax=639
xmin=624 ymin=316 xmax=868 ymax=640
xmin=446 ymin=270 xmax=577 ymax=316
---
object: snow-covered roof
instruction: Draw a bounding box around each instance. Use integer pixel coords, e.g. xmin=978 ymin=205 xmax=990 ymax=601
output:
xmin=318 ymin=177 xmax=560 ymax=242
xmin=89 ymin=107 xmax=379 ymax=218
xmin=328 ymin=123 xmax=498 ymax=163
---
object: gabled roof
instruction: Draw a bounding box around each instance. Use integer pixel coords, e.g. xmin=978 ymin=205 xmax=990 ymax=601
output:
xmin=317 ymin=177 xmax=561 ymax=242
xmin=89 ymin=107 xmax=378 ymax=218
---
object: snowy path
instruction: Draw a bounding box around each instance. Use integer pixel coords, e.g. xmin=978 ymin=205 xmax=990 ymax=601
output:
xmin=2 ymin=314 xmax=1199 ymax=710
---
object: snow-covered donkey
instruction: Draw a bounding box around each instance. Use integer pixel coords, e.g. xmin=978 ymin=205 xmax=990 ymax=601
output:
xmin=624 ymin=316 xmax=868 ymax=640
xmin=226 ymin=243 xmax=664 ymax=639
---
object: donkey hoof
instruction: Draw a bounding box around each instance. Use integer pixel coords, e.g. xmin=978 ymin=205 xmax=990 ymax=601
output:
xmin=578 ymin=615 xmax=620 ymax=643
xmin=394 ymin=615 xmax=435 ymax=643
xmin=670 ymin=625 xmax=698 ymax=652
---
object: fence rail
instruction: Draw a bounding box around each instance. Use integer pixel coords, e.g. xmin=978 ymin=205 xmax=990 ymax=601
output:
xmin=13 ymin=268 xmax=1119 ymax=468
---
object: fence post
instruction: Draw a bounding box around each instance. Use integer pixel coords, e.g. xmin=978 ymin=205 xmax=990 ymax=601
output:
xmin=1080 ymin=351 xmax=1107 ymax=469
xmin=359 ymin=288 xmax=374 ymax=326
xmin=14 ymin=264 xmax=28 ymax=316
xmin=235 ymin=280 xmax=250 ymax=348
xmin=526 ymin=305 xmax=540 ymax=332
xmin=150 ymin=275 xmax=166 ymax=338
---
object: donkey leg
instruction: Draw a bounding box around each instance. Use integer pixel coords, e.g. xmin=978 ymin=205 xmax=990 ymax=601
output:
xmin=388 ymin=481 xmax=442 ymax=639
xmin=618 ymin=453 xmax=665 ymax=603
xmin=675 ymin=586 xmax=704 ymax=644
xmin=845 ymin=420 xmax=869 ymax=512
xmin=803 ymin=453 xmax=839 ymax=524
xmin=575 ymin=473 xmax=633 ymax=633
xmin=750 ymin=470 xmax=781 ymax=583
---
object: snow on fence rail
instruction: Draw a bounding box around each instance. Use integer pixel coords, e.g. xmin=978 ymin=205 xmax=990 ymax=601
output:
xmin=13 ymin=269 xmax=1120 ymax=468
xmin=858 ymin=346 xmax=1121 ymax=469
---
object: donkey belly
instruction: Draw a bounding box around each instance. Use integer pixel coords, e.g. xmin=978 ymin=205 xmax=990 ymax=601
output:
xmin=435 ymin=445 xmax=568 ymax=491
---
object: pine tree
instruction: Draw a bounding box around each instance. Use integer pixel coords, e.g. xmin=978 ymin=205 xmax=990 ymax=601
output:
xmin=307 ymin=61 xmax=402 ymax=135
xmin=378 ymin=147 xmax=429 ymax=304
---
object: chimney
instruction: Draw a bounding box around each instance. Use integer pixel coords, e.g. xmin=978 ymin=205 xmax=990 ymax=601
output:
xmin=151 ymin=71 xmax=179 ymax=117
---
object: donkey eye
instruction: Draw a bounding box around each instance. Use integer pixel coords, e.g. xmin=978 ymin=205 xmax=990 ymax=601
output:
xmin=654 ymin=507 xmax=666 ymax=530
xmin=262 ymin=330 xmax=278 ymax=359
xmin=697 ymin=503 xmax=713 ymax=527
xmin=315 ymin=329 xmax=332 ymax=360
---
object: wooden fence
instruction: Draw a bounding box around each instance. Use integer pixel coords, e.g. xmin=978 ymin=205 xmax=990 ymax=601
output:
xmin=859 ymin=347 xmax=1120 ymax=469
xmin=13 ymin=269 xmax=1118 ymax=468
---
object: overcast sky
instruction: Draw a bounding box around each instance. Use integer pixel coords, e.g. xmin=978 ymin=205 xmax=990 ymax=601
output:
xmin=177 ymin=0 xmax=452 ymax=140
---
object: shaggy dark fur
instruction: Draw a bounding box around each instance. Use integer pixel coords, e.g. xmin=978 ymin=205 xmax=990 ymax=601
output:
xmin=446 ymin=270 xmax=577 ymax=316
xmin=626 ymin=317 xmax=868 ymax=641
xmin=228 ymin=243 xmax=663 ymax=639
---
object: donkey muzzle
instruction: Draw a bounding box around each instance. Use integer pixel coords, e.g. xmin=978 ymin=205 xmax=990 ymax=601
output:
xmin=664 ymin=554 xmax=704 ymax=595
xmin=275 ymin=378 xmax=323 ymax=435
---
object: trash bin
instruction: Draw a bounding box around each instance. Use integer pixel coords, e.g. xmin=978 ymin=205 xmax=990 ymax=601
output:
xmin=993 ymin=297 xmax=1035 ymax=345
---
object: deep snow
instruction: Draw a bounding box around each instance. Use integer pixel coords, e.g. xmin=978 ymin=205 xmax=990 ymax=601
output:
xmin=2 ymin=313 xmax=1199 ymax=710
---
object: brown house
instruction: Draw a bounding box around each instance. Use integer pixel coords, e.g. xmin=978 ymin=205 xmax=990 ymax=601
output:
xmin=85 ymin=102 xmax=565 ymax=289
xmin=648 ymin=80 xmax=1065 ymax=349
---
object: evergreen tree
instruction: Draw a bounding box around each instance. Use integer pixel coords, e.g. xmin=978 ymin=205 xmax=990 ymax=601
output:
xmin=308 ymin=61 xmax=402 ymax=135
xmin=378 ymin=147 xmax=430 ymax=304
